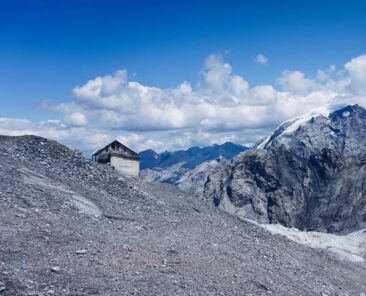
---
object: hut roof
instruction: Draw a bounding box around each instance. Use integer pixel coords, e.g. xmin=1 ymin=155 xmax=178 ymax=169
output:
xmin=92 ymin=140 xmax=140 ymax=160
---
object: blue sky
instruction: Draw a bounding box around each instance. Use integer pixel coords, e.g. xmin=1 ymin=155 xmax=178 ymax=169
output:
xmin=1 ymin=0 xmax=366 ymax=153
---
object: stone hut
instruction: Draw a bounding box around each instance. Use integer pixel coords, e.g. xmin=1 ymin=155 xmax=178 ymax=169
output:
xmin=92 ymin=140 xmax=140 ymax=176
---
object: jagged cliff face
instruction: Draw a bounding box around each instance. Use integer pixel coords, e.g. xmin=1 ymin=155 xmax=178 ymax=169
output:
xmin=203 ymin=105 xmax=366 ymax=233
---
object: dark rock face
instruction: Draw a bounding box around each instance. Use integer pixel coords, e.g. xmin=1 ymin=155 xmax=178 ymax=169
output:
xmin=203 ymin=105 xmax=366 ymax=233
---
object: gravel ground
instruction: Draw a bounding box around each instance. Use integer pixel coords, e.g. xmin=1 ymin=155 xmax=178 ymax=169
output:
xmin=0 ymin=135 xmax=366 ymax=296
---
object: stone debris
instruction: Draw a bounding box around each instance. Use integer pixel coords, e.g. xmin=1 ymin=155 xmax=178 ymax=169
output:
xmin=51 ymin=266 xmax=60 ymax=273
xmin=75 ymin=249 xmax=88 ymax=255
xmin=0 ymin=134 xmax=365 ymax=295
xmin=0 ymin=281 xmax=5 ymax=292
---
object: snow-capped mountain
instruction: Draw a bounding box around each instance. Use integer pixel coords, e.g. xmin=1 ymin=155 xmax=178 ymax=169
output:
xmin=255 ymin=104 xmax=349 ymax=150
xmin=190 ymin=104 xmax=366 ymax=234
xmin=139 ymin=142 xmax=247 ymax=184
xmin=255 ymin=104 xmax=362 ymax=155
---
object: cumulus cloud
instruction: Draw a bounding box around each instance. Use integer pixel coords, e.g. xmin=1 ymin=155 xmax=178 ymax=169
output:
xmin=344 ymin=55 xmax=366 ymax=94
xmin=255 ymin=54 xmax=268 ymax=65
xmin=57 ymin=53 xmax=354 ymax=134
xmin=0 ymin=118 xmax=175 ymax=154
xmin=278 ymin=70 xmax=315 ymax=94
xmin=65 ymin=112 xmax=87 ymax=126
xmin=116 ymin=133 xmax=165 ymax=152
xmin=2 ymin=54 xmax=366 ymax=153
xmin=54 ymin=54 xmax=278 ymax=133
xmin=0 ymin=118 xmax=111 ymax=153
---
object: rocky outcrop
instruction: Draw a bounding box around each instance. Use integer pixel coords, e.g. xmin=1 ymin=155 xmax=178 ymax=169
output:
xmin=202 ymin=105 xmax=366 ymax=233
xmin=176 ymin=157 xmax=229 ymax=197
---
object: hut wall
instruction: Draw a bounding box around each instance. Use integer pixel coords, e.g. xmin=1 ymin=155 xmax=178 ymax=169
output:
xmin=110 ymin=156 xmax=140 ymax=176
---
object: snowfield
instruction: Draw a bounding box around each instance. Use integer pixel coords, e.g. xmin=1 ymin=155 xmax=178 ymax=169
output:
xmin=261 ymin=223 xmax=366 ymax=263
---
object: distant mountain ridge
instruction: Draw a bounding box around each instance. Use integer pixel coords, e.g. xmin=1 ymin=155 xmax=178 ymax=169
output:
xmin=139 ymin=142 xmax=248 ymax=184
xmin=139 ymin=142 xmax=247 ymax=170
xmin=138 ymin=149 xmax=161 ymax=169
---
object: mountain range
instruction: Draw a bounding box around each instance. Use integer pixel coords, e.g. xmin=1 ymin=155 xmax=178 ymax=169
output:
xmin=138 ymin=142 xmax=247 ymax=184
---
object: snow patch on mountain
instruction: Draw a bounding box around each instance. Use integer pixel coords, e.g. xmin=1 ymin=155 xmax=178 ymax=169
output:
xmin=260 ymin=223 xmax=366 ymax=263
xmin=20 ymin=166 xmax=102 ymax=217
xmin=257 ymin=104 xmax=348 ymax=149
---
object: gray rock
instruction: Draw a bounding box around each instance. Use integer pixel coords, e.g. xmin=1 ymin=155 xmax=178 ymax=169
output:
xmin=200 ymin=104 xmax=366 ymax=233
xmin=75 ymin=249 xmax=88 ymax=255
xmin=0 ymin=281 xmax=5 ymax=292
xmin=51 ymin=266 xmax=60 ymax=272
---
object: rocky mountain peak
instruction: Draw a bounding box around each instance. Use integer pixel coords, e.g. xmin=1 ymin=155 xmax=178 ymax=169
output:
xmin=199 ymin=104 xmax=366 ymax=233
xmin=258 ymin=104 xmax=366 ymax=158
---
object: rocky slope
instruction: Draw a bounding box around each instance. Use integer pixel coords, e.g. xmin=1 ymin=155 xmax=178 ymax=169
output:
xmin=1 ymin=135 xmax=366 ymax=295
xmin=139 ymin=142 xmax=247 ymax=184
xmin=175 ymin=156 xmax=229 ymax=197
xmin=200 ymin=104 xmax=366 ymax=234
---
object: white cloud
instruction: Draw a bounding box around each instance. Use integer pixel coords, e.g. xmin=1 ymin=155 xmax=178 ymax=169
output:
xmin=116 ymin=133 xmax=164 ymax=152
xmin=2 ymin=54 xmax=366 ymax=154
xmin=0 ymin=118 xmax=110 ymax=153
xmin=278 ymin=70 xmax=315 ymax=94
xmin=54 ymin=55 xmax=269 ymax=132
xmin=344 ymin=55 xmax=366 ymax=94
xmin=255 ymin=54 xmax=268 ymax=65
xmin=65 ymin=112 xmax=87 ymax=126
